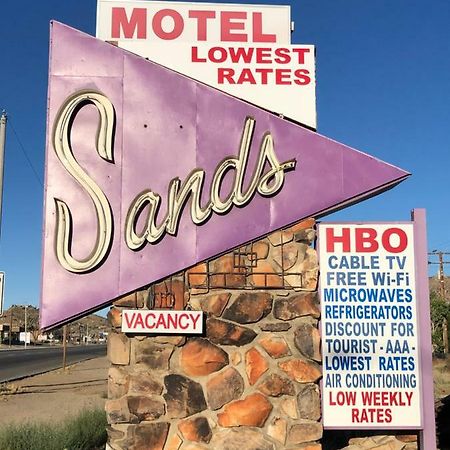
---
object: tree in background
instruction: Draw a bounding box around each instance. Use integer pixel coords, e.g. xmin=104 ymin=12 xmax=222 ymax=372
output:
xmin=1 ymin=305 xmax=40 ymax=343
xmin=430 ymin=291 xmax=450 ymax=354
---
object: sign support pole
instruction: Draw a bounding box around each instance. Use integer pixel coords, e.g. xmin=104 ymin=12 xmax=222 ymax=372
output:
xmin=24 ymin=305 xmax=27 ymax=348
xmin=412 ymin=208 xmax=437 ymax=449
xmin=62 ymin=325 xmax=67 ymax=370
xmin=0 ymin=111 xmax=6 ymax=239
xmin=9 ymin=309 xmax=12 ymax=347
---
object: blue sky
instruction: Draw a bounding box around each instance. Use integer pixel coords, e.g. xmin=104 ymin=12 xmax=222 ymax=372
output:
xmin=0 ymin=0 xmax=449 ymax=310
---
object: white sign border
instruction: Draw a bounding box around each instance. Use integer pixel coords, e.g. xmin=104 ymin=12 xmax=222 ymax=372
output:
xmin=318 ymin=221 xmax=423 ymax=430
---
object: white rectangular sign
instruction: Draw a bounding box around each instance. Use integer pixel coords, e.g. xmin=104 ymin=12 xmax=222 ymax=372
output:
xmin=96 ymin=1 xmax=317 ymax=129
xmin=122 ymin=310 xmax=203 ymax=334
xmin=318 ymin=223 xmax=421 ymax=428
xmin=97 ymin=0 xmax=292 ymax=44
xmin=19 ymin=332 xmax=31 ymax=344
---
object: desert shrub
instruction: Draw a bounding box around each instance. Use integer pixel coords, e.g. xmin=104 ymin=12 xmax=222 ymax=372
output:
xmin=63 ymin=408 xmax=107 ymax=450
xmin=0 ymin=408 xmax=107 ymax=450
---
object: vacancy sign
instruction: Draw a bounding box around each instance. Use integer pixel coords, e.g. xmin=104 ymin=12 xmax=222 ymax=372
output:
xmin=319 ymin=224 xmax=421 ymax=428
xmin=122 ymin=310 xmax=203 ymax=334
xmin=96 ymin=1 xmax=317 ymax=128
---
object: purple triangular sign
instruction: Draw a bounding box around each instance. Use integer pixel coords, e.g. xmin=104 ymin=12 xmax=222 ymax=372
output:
xmin=40 ymin=22 xmax=409 ymax=329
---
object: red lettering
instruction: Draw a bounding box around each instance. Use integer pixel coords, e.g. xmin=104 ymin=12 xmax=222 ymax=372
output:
xmin=152 ymin=9 xmax=184 ymax=40
xmin=188 ymin=10 xmax=216 ymax=41
xmin=237 ymin=68 xmax=256 ymax=84
xmin=382 ymin=228 xmax=408 ymax=253
xmin=167 ymin=312 xmax=178 ymax=329
xmin=405 ymin=391 xmax=413 ymax=406
xmin=209 ymin=47 xmax=227 ymax=63
xmin=294 ymin=69 xmax=311 ymax=85
xmin=292 ymin=48 xmax=310 ymax=64
xmin=352 ymin=407 xmax=392 ymax=423
xmin=276 ymin=69 xmax=291 ymax=85
xmin=355 ymin=228 xmax=379 ymax=252
xmin=221 ymin=11 xmax=248 ymax=42
xmin=252 ymin=12 xmax=276 ymax=43
xmin=218 ymin=68 xmax=236 ymax=84
xmin=124 ymin=312 xmax=135 ymax=329
xmin=156 ymin=313 xmax=167 ymax=328
xmin=229 ymin=47 xmax=254 ymax=63
xmin=178 ymin=313 xmax=189 ymax=329
xmin=111 ymin=7 xmax=147 ymax=39
xmin=329 ymin=391 xmax=337 ymax=406
xmin=326 ymin=227 xmax=351 ymax=252
xmin=255 ymin=68 xmax=272 ymax=84
xmin=329 ymin=390 xmax=356 ymax=405
xmin=385 ymin=408 xmax=392 ymax=423
xmin=190 ymin=313 xmax=201 ymax=330
xmin=134 ymin=313 xmax=144 ymax=328
xmin=255 ymin=47 xmax=272 ymax=64
xmin=144 ymin=313 xmax=156 ymax=329
xmin=191 ymin=47 xmax=207 ymax=63
xmin=274 ymin=48 xmax=291 ymax=64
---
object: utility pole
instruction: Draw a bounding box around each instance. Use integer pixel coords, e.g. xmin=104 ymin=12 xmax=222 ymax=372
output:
xmin=428 ymin=251 xmax=450 ymax=301
xmin=429 ymin=251 xmax=450 ymax=354
xmin=0 ymin=113 xmax=6 ymax=341
xmin=0 ymin=111 xmax=7 ymax=238
xmin=439 ymin=252 xmax=445 ymax=301
xmin=444 ymin=320 xmax=449 ymax=355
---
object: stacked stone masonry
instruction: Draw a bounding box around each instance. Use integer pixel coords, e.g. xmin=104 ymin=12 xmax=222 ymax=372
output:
xmin=106 ymin=219 xmax=323 ymax=450
xmin=340 ymin=435 xmax=418 ymax=450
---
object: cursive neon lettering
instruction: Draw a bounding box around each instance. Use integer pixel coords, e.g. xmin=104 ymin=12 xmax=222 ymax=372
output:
xmin=54 ymin=93 xmax=296 ymax=273
xmin=53 ymin=91 xmax=115 ymax=273
xmin=125 ymin=116 xmax=296 ymax=249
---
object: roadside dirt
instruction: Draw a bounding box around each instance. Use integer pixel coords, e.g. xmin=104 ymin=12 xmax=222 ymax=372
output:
xmin=0 ymin=357 xmax=108 ymax=426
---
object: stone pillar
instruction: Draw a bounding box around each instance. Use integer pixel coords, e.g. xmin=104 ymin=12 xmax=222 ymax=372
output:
xmin=106 ymin=219 xmax=322 ymax=450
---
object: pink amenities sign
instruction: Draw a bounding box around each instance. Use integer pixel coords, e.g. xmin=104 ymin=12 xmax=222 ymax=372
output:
xmin=40 ymin=22 xmax=409 ymax=329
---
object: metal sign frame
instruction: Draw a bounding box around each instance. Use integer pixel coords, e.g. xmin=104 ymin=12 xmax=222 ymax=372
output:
xmin=318 ymin=209 xmax=436 ymax=449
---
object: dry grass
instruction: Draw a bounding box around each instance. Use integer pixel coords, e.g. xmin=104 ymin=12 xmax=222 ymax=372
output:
xmin=0 ymin=408 xmax=107 ymax=450
xmin=434 ymin=356 xmax=450 ymax=400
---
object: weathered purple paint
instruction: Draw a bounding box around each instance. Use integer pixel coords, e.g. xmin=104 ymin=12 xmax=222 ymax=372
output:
xmin=412 ymin=209 xmax=437 ymax=449
xmin=40 ymin=22 xmax=410 ymax=329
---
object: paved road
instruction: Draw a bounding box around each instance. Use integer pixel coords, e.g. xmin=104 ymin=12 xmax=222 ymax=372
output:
xmin=0 ymin=345 xmax=107 ymax=383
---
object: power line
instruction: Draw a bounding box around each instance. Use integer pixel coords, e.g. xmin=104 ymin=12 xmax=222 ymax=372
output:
xmin=8 ymin=117 xmax=43 ymax=187
xmin=428 ymin=251 xmax=450 ymax=301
